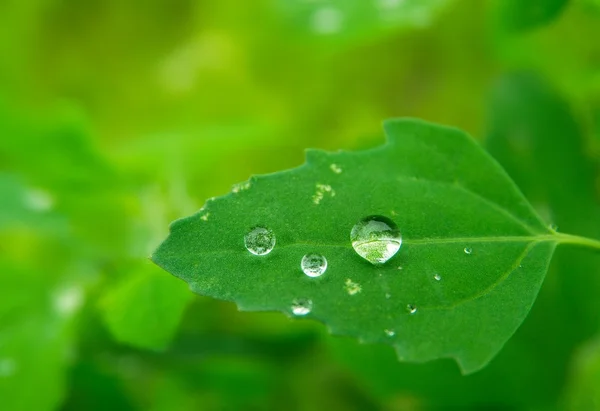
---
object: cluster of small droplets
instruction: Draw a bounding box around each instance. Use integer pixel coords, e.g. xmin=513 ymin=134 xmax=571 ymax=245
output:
xmin=312 ymin=183 xmax=335 ymax=205
xmin=241 ymin=214 xmax=422 ymax=327
xmin=345 ymin=279 xmax=362 ymax=295
xmin=330 ymin=163 xmax=342 ymax=174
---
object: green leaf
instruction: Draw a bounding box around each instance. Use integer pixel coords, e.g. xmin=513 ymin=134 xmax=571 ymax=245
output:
xmin=152 ymin=118 xmax=594 ymax=373
xmin=99 ymin=263 xmax=193 ymax=350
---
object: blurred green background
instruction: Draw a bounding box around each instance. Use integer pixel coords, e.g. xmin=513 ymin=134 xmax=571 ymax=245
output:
xmin=2 ymin=0 xmax=600 ymax=410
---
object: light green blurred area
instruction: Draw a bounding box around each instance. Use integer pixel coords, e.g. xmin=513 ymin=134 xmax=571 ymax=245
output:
xmin=1 ymin=0 xmax=600 ymax=410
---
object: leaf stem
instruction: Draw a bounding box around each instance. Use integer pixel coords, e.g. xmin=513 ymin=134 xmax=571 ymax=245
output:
xmin=555 ymin=233 xmax=600 ymax=252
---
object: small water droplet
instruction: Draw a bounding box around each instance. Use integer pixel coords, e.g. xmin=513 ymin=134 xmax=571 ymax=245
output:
xmin=330 ymin=163 xmax=342 ymax=174
xmin=549 ymin=224 xmax=558 ymax=231
xmin=351 ymin=215 xmax=402 ymax=264
xmin=0 ymin=358 xmax=16 ymax=377
xmin=244 ymin=227 xmax=276 ymax=255
xmin=397 ymin=266 xmax=403 ymax=270
xmin=345 ymin=278 xmax=362 ymax=295
xmin=301 ymin=253 xmax=327 ymax=277
xmin=384 ymin=329 xmax=396 ymax=337
xmin=434 ymin=273 xmax=441 ymax=281
xmin=407 ymin=304 xmax=417 ymax=314
xmin=291 ymin=298 xmax=312 ymax=316
xmin=232 ymin=181 xmax=251 ymax=193
xmin=464 ymin=247 xmax=472 ymax=255
xmin=311 ymin=7 xmax=343 ymax=35
xmin=385 ymin=292 xmax=391 ymax=299
xmin=200 ymin=212 xmax=210 ymax=221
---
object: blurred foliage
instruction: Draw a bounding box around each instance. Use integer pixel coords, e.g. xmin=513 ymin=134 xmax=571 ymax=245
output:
xmin=0 ymin=0 xmax=599 ymax=410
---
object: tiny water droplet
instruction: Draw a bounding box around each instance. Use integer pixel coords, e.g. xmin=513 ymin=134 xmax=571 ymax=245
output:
xmin=434 ymin=274 xmax=441 ymax=281
xmin=200 ymin=212 xmax=210 ymax=221
xmin=397 ymin=266 xmax=403 ymax=270
xmin=232 ymin=181 xmax=251 ymax=193
xmin=291 ymin=298 xmax=312 ymax=316
xmin=549 ymin=224 xmax=558 ymax=231
xmin=464 ymin=247 xmax=472 ymax=255
xmin=351 ymin=215 xmax=402 ymax=264
xmin=301 ymin=253 xmax=327 ymax=277
xmin=244 ymin=227 xmax=276 ymax=256
xmin=330 ymin=163 xmax=342 ymax=174
xmin=384 ymin=329 xmax=396 ymax=337
xmin=385 ymin=292 xmax=391 ymax=299
xmin=407 ymin=304 xmax=417 ymax=314
xmin=345 ymin=278 xmax=362 ymax=295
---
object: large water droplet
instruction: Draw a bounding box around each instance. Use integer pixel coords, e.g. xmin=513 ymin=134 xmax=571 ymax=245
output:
xmin=301 ymin=253 xmax=327 ymax=277
xmin=350 ymin=215 xmax=402 ymax=264
xmin=291 ymin=298 xmax=312 ymax=316
xmin=244 ymin=227 xmax=276 ymax=255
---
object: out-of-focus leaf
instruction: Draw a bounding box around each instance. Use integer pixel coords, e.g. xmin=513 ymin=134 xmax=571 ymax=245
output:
xmin=562 ymin=337 xmax=600 ymax=410
xmin=0 ymin=173 xmax=66 ymax=233
xmin=486 ymin=72 xmax=600 ymax=407
xmin=0 ymin=262 xmax=81 ymax=411
xmin=495 ymin=0 xmax=569 ymax=32
xmin=99 ymin=263 xmax=193 ymax=351
xmin=152 ymin=118 xmax=579 ymax=374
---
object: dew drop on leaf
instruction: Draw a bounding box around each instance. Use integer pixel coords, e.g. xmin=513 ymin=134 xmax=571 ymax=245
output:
xmin=407 ymin=304 xmax=417 ymax=315
xmin=244 ymin=227 xmax=276 ymax=256
xmin=291 ymin=298 xmax=312 ymax=316
xmin=464 ymin=247 xmax=473 ymax=255
xmin=434 ymin=273 xmax=442 ymax=281
xmin=350 ymin=215 xmax=402 ymax=264
xmin=301 ymin=253 xmax=327 ymax=278
xmin=384 ymin=329 xmax=396 ymax=337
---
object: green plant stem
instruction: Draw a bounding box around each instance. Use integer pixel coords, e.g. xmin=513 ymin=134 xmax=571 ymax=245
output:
xmin=555 ymin=233 xmax=600 ymax=252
